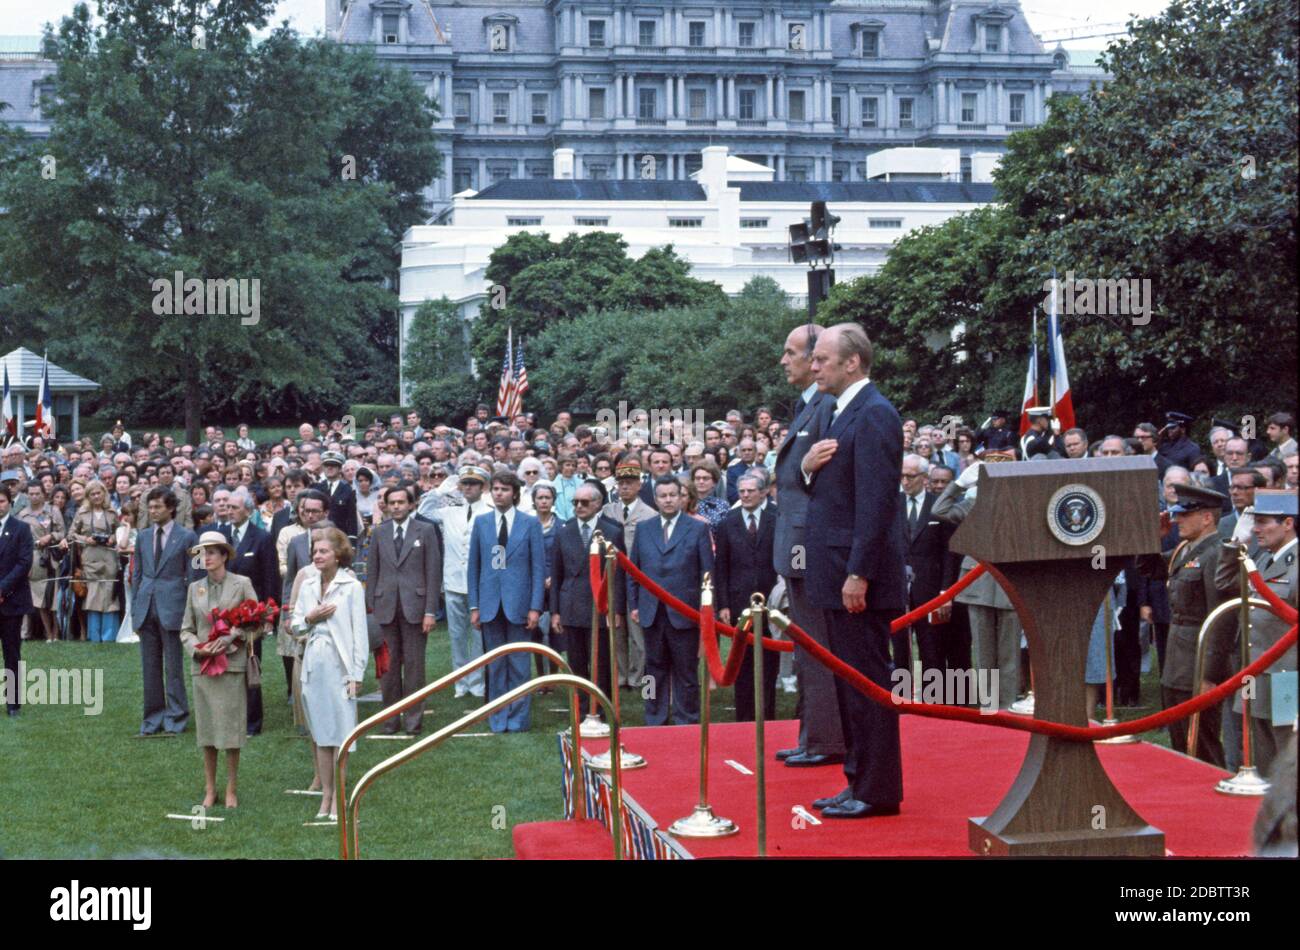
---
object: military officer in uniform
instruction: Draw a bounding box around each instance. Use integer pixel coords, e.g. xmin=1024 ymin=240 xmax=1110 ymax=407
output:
xmin=1213 ymin=489 xmax=1297 ymax=778
xmin=974 ymin=410 xmax=1016 ymax=455
xmin=1155 ymin=411 xmax=1200 ymax=477
xmin=1139 ymin=483 xmax=1232 ymax=766
xmin=1020 ymin=407 xmax=1065 ymax=460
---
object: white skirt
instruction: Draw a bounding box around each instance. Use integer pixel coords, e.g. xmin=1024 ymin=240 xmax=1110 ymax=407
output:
xmin=301 ymin=635 xmax=358 ymax=750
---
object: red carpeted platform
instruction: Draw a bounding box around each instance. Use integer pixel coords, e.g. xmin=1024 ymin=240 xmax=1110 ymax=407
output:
xmin=526 ymin=717 xmax=1264 ymax=858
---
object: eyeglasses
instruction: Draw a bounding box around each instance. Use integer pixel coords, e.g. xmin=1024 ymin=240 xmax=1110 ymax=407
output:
xmin=574 ymin=498 xmax=597 ymax=506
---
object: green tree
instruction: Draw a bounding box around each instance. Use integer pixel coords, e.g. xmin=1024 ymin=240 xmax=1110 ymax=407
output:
xmin=403 ymin=297 xmax=482 ymax=424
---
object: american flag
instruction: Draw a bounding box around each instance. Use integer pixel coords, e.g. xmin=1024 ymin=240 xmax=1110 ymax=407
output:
xmin=496 ymin=326 xmax=514 ymax=418
xmin=509 ymin=339 xmax=529 ymax=417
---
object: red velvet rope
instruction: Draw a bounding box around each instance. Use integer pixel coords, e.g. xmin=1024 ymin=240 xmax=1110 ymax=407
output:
xmin=589 ymin=550 xmax=607 ymax=613
xmin=776 ymin=611 xmax=1297 ymax=741
xmin=889 ymin=564 xmax=988 ymax=632
xmin=1248 ymin=562 xmax=1298 ymax=624
xmin=698 ymin=602 xmax=754 ymax=687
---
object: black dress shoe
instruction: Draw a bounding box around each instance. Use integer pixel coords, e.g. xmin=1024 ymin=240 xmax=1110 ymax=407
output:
xmin=812 ymin=787 xmax=852 ymax=810
xmin=7 ymin=707 xmax=19 ymax=718
xmin=775 ymin=747 xmax=804 ymax=761
xmin=821 ymin=801 xmax=901 ymax=819
xmin=785 ymin=751 xmax=845 ymax=767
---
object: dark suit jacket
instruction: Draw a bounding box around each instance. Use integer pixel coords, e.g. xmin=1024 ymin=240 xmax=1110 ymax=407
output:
xmin=637 ymin=475 xmax=657 ymax=508
xmin=714 ymin=503 xmax=778 ymax=617
xmin=217 ymin=521 xmax=278 ymax=603
xmin=269 ymin=506 xmax=295 ymax=549
xmin=318 ymin=478 xmax=358 ymax=537
xmin=549 ymin=514 xmax=627 ymax=628
xmin=627 ymin=513 xmax=714 ymax=630
xmin=131 ymin=521 xmax=199 ymax=628
xmin=772 ymin=390 xmax=830 ymax=577
xmin=902 ymin=491 xmax=957 ymax=607
xmin=805 ymin=382 xmax=907 ymax=612
xmin=365 ymin=517 xmax=442 ymax=625
xmin=0 ymin=515 xmax=34 ymax=616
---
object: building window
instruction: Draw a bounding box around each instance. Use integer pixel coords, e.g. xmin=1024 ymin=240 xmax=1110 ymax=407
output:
xmin=382 ymin=13 xmax=399 ymax=43
xmin=738 ymin=21 xmax=756 ymax=47
xmin=454 ymin=167 xmax=473 ymax=191
xmin=490 ymin=166 xmax=511 ymax=183
xmin=688 ymin=88 xmax=707 ymax=119
xmin=531 ymin=93 xmax=548 ymax=124
xmin=669 ymin=217 xmax=703 ymax=228
xmin=528 ymin=163 xmax=549 ymax=179
xmin=454 ymin=92 xmax=470 ymax=119
xmin=684 ymin=154 xmax=702 ymax=176
xmin=740 ymin=217 xmax=769 ymax=229
xmin=861 ymin=97 xmax=878 ymax=127
xmin=493 ymin=92 xmax=510 ymax=124
xmin=638 ymin=20 xmax=656 ymax=46
xmin=898 ymin=97 xmax=914 ymax=128
xmin=574 ymin=217 xmax=609 ymax=226
xmin=738 ymin=88 xmax=756 ymax=119
xmin=788 ymin=90 xmax=806 ymax=121
xmin=589 ymin=87 xmax=606 ymax=119
xmin=638 ymin=87 xmax=657 ymax=119
xmin=985 ymin=28 xmax=1001 ymax=53
xmin=508 ymin=217 xmax=542 ymax=226
xmin=588 ymin=20 xmax=606 ymax=47
xmin=961 ymin=93 xmax=977 ymax=124
xmin=961 ymin=156 xmax=972 ymax=182
xmin=788 ymin=23 xmax=806 ymax=50
xmin=861 ymin=31 xmax=879 ymax=58
xmin=789 ymin=166 xmax=808 ymax=182
xmin=1009 ymin=93 xmax=1025 ymax=124
xmin=831 ymin=97 xmax=842 ymax=126
xmin=689 ymin=21 xmax=706 ymax=46
xmin=869 ymin=218 xmax=903 ymax=229
xmin=588 ymin=164 xmax=608 ymax=180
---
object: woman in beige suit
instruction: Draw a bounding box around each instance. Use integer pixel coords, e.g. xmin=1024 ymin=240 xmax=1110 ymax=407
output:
xmin=180 ymin=531 xmax=258 ymax=809
xmin=70 ymin=479 xmax=120 ymax=642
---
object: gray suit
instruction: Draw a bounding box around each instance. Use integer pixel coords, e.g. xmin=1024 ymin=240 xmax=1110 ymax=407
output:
xmin=932 ymin=481 xmax=1021 ymax=710
xmin=602 ymin=496 xmax=658 ymax=687
xmin=130 ymin=520 xmax=198 ymax=734
xmin=773 ymin=391 xmax=845 ymax=755
xmin=366 ymin=517 xmax=442 ymax=732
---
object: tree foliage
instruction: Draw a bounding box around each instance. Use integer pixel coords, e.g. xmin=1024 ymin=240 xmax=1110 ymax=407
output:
xmin=403 ymin=297 xmax=482 ymax=424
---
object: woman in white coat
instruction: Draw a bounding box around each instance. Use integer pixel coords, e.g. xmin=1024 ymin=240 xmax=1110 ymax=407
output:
xmin=293 ymin=526 xmax=369 ymax=822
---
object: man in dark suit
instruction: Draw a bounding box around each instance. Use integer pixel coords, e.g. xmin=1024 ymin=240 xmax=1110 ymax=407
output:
xmin=801 ymin=322 xmax=906 ymax=819
xmin=628 ymin=475 xmax=714 ymax=726
xmin=0 ymin=485 xmax=34 ymax=717
xmin=217 ymin=487 xmax=279 ymax=735
xmin=131 ymin=487 xmax=198 ymax=734
xmin=714 ymin=473 xmax=779 ymax=721
xmin=318 ymin=451 xmax=358 ymax=538
xmin=550 ymin=482 xmax=626 ymax=713
xmin=637 ymin=448 xmax=675 ymax=507
xmin=269 ymin=468 xmax=309 ymax=548
xmin=901 ymin=454 xmax=960 ymax=682
xmin=367 ymin=485 xmax=442 ymax=734
xmin=773 ymin=323 xmax=846 ymax=767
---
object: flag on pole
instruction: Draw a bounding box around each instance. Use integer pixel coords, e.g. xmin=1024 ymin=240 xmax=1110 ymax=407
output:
xmin=507 ymin=339 xmax=529 ymax=418
xmin=496 ymin=327 xmax=515 ymax=418
xmin=1046 ymin=270 xmax=1076 ymax=431
xmin=1018 ymin=313 xmax=1039 ymax=437
xmin=35 ymin=351 xmax=53 ymax=438
xmin=2 ymin=364 xmax=14 ymax=442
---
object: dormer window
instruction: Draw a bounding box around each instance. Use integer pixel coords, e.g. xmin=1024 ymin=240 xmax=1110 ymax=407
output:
xmin=483 ymin=13 xmax=519 ymax=52
xmin=371 ymin=1 xmax=412 ymax=46
xmin=974 ymin=6 xmax=1012 ymax=55
xmin=383 ymin=14 xmax=399 ymax=43
xmin=850 ymin=20 xmax=886 ymax=58
xmin=788 ymin=23 xmax=806 ymax=50
xmin=862 ymin=31 xmax=879 ymax=57
xmin=588 ymin=20 xmax=605 ymax=47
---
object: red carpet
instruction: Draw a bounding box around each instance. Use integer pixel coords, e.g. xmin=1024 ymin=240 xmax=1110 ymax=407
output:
xmin=535 ymin=717 xmax=1263 ymax=858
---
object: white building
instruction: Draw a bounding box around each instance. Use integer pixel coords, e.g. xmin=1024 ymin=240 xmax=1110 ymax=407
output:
xmin=398 ymin=143 xmax=995 ymax=397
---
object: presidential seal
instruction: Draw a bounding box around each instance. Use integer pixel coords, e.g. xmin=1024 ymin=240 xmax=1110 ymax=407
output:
xmin=1047 ymin=483 xmax=1106 ymax=546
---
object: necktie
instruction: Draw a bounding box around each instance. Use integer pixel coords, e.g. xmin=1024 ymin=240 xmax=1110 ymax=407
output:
xmin=908 ymin=496 xmax=919 ymax=535
xmin=581 ymin=522 xmax=591 ymax=547
xmin=394 ymin=522 xmax=404 ymax=550
xmin=466 ymin=505 xmax=473 ymax=523
xmin=747 ymin=512 xmax=757 ymax=539
xmin=662 ymin=518 xmax=671 ymax=544
xmin=623 ymin=504 xmax=631 ymax=523
xmin=498 ymin=514 xmax=509 ymax=549
xmin=154 ymin=525 xmax=163 ymax=566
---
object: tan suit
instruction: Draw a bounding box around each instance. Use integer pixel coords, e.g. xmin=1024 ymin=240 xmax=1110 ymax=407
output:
xmin=19 ymin=506 xmax=64 ymax=610
xmin=179 ymin=572 xmax=258 ymax=749
xmin=602 ymin=496 xmax=658 ymax=686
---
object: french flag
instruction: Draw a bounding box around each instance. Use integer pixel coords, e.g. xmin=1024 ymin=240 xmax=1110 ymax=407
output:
xmin=1018 ymin=319 xmax=1038 ymax=437
xmin=2 ymin=364 xmax=14 ymax=442
xmin=35 ymin=351 xmax=53 ymax=438
xmin=1046 ymin=272 xmax=1076 ymax=431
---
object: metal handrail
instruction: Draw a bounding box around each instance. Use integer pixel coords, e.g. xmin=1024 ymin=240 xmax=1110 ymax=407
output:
xmin=336 ymin=642 xmax=575 ymax=859
xmin=1188 ymin=596 xmax=1269 ymax=753
xmin=340 ymin=673 xmax=625 ymax=860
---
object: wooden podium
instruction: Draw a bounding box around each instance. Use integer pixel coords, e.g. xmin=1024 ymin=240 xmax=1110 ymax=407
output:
xmin=950 ymin=457 xmax=1166 ymax=856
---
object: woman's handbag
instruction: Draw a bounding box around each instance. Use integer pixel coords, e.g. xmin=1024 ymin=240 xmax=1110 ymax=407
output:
xmin=245 ymin=634 xmax=262 ymax=687
xmin=70 ymin=543 xmax=87 ymax=599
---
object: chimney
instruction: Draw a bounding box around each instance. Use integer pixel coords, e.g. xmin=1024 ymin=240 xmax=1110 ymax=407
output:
xmin=698 ymin=145 xmax=729 ymax=197
xmin=553 ymin=148 xmax=575 ymax=180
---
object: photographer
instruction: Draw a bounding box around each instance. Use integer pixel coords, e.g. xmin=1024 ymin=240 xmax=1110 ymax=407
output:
xmin=70 ymin=478 xmax=120 ymax=642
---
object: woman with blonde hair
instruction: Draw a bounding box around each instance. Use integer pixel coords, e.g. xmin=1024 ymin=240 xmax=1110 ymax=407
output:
xmin=293 ymin=526 xmax=368 ymax=822
xmin=71 ymin=479 xmax=121 ymax=642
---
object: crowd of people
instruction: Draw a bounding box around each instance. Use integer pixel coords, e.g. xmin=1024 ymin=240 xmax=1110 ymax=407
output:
xmin=0 ymin=340 xmax=1296 ymax=822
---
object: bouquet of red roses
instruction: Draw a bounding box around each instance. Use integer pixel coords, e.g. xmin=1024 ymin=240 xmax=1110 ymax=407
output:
xmin=199 ymin=598 xmax=281 ymax=677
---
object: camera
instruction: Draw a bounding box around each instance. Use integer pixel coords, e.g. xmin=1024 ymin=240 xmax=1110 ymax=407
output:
xmin=91 ymin=533 xmax=112 ymax=545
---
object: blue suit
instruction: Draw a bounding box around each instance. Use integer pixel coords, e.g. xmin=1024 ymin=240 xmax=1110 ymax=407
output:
xmin=0 ymin=514 xmax=34 ymax=714
xmin=467 ymin=507 xmax=547 ymax=732
xmin=628 ymin=513 xmax=714 ymax=725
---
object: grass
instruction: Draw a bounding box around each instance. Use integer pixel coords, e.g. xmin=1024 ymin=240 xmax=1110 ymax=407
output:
xmin=0 ymin=628 xmax=1172 ymax=859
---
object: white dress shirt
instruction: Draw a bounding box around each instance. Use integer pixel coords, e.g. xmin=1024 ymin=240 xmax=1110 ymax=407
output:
xmin=802 ymin=376 xmax=871 ymax=482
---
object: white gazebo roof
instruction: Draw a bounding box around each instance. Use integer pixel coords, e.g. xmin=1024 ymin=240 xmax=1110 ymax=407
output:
xmin=0 ymin=347 xmax=100 ymax=391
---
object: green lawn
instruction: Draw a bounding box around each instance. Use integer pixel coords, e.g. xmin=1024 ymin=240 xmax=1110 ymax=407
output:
xmin=1 ymin=628 xmax=1172 ymax=859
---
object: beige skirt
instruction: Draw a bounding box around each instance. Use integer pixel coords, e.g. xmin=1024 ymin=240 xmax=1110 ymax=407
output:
xmin=192 ymin=670 xmax=247 ymax=750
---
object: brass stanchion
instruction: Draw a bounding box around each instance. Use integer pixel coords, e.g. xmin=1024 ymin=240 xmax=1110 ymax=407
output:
xmin=751 ymin=592 xmax=768 ymax=858
xmin=591 ymin=542 xmax=646 ymax=771
xmin=1216 ymin=548 xmax=1270 ymax=796
xmin=1098 ymin=589 xmax=1137 ymax=744
xmin=573 ymin=531 xmax=610 ymax=739
xmin=669 ymin=575 xmax=739 ymax=837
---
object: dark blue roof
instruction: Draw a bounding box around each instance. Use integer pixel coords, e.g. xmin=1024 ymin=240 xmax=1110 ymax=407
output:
xmin=734 ymin=181 xmax=997 ymax=203
xmin=470 ymin=180 xmax=708 ymax=201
